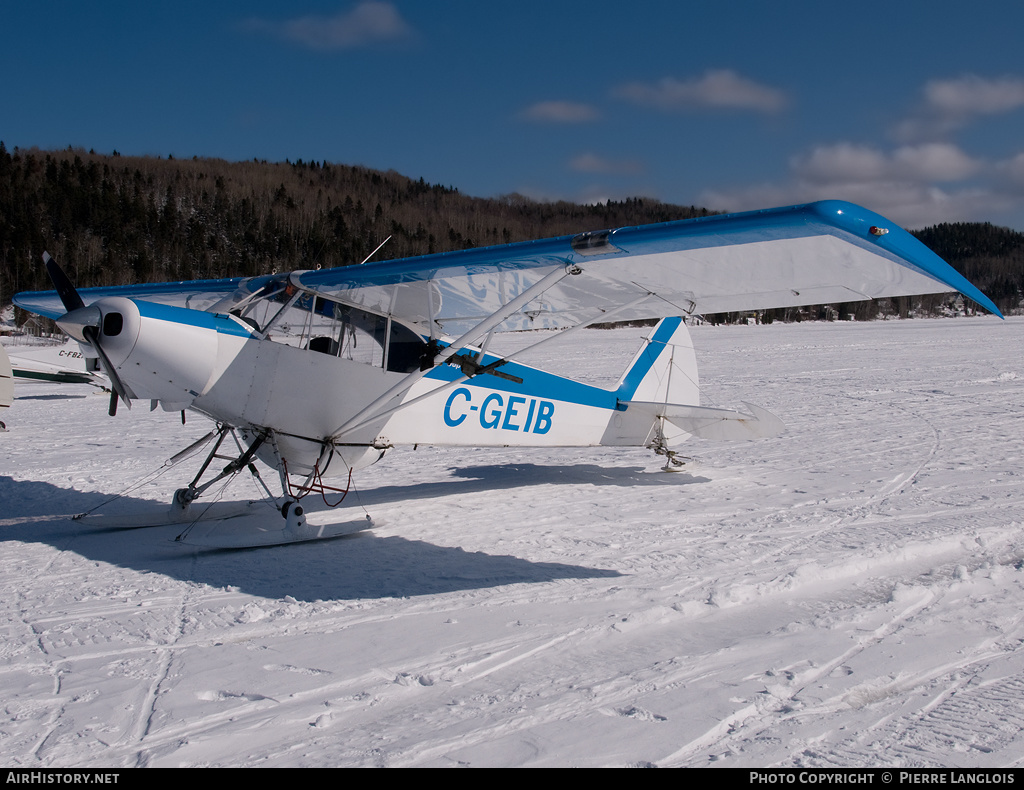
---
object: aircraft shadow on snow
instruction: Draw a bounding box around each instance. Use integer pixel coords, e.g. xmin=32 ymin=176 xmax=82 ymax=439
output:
xmin=12 ymin=393 xmax=90 ymax=401
xmin=352 ymin=461 xmax=710 ymax=507
xmin=0 ymin=472 xmax=703 ymax=602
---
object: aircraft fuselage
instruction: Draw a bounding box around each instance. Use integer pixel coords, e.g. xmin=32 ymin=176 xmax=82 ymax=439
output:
xmin=85 ymin=297 xmax=692 ymax=477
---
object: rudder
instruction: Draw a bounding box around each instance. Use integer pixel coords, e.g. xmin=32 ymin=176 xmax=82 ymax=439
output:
xmin=614 ymin=317 xmax=699 ymax=407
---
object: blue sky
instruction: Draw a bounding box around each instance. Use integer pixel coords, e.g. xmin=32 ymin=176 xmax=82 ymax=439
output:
xmin=4 ymin=1 xmax=1024 ymax=230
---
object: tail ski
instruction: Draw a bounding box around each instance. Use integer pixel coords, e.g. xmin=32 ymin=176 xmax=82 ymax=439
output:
xmin=609 ymin=317 xmax=784 ymax=445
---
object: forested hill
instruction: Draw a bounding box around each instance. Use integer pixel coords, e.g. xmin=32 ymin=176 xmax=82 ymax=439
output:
xmin=2 ymin=145 xmax=1021 ymax=316
xmin=912 ymin=223 xmax=1024 ymax=313
xmin=0 ymin=145 xmax=711 ymax=301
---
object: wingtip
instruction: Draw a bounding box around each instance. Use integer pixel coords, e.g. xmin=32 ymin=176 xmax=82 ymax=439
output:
xmin=803 ymin=201 xmax=1004 ymax=319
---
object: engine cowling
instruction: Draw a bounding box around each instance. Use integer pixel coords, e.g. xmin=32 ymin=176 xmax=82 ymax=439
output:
xmin=90 ymin=297 xmax=219 ymax=409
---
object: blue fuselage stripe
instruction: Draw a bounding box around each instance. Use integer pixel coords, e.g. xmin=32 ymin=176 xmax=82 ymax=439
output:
xmin=424 ymin=357 xmax=619 ymax=409
xmin=423 ymin=319 xmax=676 ymax=409
xmin=134 ymin=300 xmax=253 ymax=337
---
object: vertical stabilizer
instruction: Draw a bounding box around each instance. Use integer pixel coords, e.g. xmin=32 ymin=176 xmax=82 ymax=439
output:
xmin=613 ymin=319 xmax=785 ymax=448
xmin=615 ymin=317 xmax=699 ymax=407
xmin=599 ymin=317 xmax=700 ymax=447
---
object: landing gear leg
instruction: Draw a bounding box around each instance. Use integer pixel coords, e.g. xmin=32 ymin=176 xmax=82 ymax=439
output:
xmin=170 ymin=425 xmax=269 ymax=514
xmin=169 ymin=433 xmax=376 ymax=547
xmin=648 ymin=420 xmax=690 ymax=472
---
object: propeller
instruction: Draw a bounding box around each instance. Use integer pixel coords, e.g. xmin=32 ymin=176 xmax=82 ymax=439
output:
xmin=43 ymin=252 xmax=134 ymax=414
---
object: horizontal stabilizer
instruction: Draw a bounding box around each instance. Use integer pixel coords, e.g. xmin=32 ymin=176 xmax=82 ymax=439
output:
xmin=623 ymin=400 xmax=786 ymax=441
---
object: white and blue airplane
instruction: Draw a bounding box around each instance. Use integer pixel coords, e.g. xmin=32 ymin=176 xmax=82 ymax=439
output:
xmin=13 ymin=200 xmax=1002 ymax=544
xmin=0 ymin=341 xmax=107 ymax=432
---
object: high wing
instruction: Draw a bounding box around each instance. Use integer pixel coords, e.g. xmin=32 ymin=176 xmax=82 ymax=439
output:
xmin=13 ymin=201 xmax=1003 ymax=329
xmin=13 ymin=276 xmax=253 ymax=321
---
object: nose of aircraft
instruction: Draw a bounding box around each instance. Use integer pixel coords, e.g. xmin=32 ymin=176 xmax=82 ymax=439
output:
xmin=43 ymin=252 xmax=138 ymax=413
xmin=55 ymin=304 xmax=102 ymax=344
xmin=86 ymin=297 xmax=142 ymax=368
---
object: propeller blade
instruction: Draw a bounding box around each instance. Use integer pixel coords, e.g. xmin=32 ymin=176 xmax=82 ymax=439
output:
xmin=82 ymin=325 xmax=133 ymax=411
xmin=43 ymin=251 xmax=134 ymax=413
xmin=42 ymin=252 xmax=85 ymax=312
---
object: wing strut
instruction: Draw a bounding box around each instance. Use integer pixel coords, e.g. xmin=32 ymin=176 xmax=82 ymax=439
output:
xmin=431 ymin=263 xmax=582 ymax=368
xmin=490 ymin=290 xmax=656 ymax=363
xmin=330 ymin=263 xmax=580 ymax=439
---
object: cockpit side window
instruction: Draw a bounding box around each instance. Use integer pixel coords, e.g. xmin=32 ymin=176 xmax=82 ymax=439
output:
xmin=259 ymin=291 xmax=428 ymax=372
xmin=387 ymin=321 xmax=428 ymax=373
xmin=336 ymin=306 xmax=386 ymax=368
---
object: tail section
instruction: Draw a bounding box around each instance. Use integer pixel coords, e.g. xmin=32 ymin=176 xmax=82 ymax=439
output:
xmin=604 ymin=317 xmax=784 ymax=449
xmin=600 ymin=318 xmax=699 ymax=447
xmin=614 ymin=317 xmax=700 ymax=407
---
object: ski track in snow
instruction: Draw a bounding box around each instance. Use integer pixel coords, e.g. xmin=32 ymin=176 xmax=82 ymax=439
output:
xmin=1 ymin=316 xmax=1023 ymax=767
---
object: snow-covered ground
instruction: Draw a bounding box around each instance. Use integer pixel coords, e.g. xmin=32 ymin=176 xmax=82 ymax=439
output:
xmin=2 ymin=316 xmax=1023 ymax=768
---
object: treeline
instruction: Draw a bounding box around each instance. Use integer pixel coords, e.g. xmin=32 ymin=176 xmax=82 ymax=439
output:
xmin=2 ymin=145 xmax=1021 ymax=320
xmin=0 ymin=144 xmax=711 ymax=304
xmin=913 ymin=223 xmax=1024 ymax=312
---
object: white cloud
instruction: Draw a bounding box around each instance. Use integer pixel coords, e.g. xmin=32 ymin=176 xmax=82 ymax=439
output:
xmin=568 ymin=153 xmax=643 ymax=175
xmin=992 ymin=152 xmax=1024 ymax=200
xmin=791 ymin=143 xmax=889 ymax=184
xmin=246 ymin=2 xmax=414 ymax=50
xmin=925 ymin=75 xmax=1024 ymax=117
xmin=1001 ymin=152 xmax=1024 ymax=186
xmin=613 ymin=69 xmax=788 ymax=113
xmin=793 ymin=142 xmax=981 ymax=185
xmin=892 ymin=143 xmax=981 ymax=182
xmin=701 ymin=179 xmax=1009 ymax=229
xmin=894 ymin=75 xmax=1024 ymax=141
xmin=697 ymin=75 xmax=1024 ymax=228
xmin=520 ymin=101 xmax=600 ymax=124
xmin=703 ymin=141 xmax=1005 ymax=228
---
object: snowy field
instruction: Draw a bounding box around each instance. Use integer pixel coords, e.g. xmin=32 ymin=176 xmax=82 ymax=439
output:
xmin=1 ymin=316 xmax=1023 ymax=768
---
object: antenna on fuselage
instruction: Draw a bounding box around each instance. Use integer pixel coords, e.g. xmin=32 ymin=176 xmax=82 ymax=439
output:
xmin=359 ymin=236 xmax=392 ymax=265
